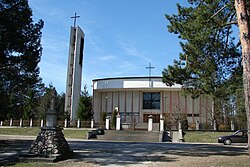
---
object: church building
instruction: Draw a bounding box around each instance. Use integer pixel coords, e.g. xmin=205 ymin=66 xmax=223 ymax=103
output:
xmin=92 ymin=76 xmax=213 ymax=128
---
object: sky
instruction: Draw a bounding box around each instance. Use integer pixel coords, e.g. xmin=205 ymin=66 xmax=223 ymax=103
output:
xmin=28 ymin=0 xmax=189 ymax=94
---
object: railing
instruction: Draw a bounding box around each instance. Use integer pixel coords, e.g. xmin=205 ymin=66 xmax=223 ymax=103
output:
xmin=0 ymin=119 xmax=98 ymax=128
xmin=0 ymin=118 xmax=236 ymax=131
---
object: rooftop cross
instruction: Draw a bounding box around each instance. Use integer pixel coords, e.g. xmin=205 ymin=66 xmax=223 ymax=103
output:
xmin=146 ymin=63 xmax=155 ymax=88
xmin=71 ymin=12 xmax=80 ymax=27
xmin=146 ymin=63 xmax=155 ymax=78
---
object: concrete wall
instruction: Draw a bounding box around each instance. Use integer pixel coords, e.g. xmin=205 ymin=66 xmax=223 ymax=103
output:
xmin=65 ymin=26 xmax=85 ymax=121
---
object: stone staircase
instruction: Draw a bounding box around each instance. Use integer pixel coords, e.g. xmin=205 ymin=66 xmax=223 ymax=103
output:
xmin=96 ymin=130 xmax=171 ymax=142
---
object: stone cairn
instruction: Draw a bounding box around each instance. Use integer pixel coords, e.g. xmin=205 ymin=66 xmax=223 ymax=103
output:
xmin=29 ymin=88 xmax=72 ymax=161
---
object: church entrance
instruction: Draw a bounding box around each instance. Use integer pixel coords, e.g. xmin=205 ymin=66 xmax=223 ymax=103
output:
xmin=143 ymin=114 xmax=160 ymax=123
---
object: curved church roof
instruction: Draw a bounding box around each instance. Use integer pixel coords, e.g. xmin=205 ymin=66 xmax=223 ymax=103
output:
xmin=92 ymin=76 xmax=182 ymax=91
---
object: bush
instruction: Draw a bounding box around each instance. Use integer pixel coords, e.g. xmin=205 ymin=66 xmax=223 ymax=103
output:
xmin=189 ymin=123 xmax=196 ymax=130
xmin=218 ymin=124 xmax=226 ymax=131
xmin=101 ymin=112 xmax=107 ymax=122
xmin=181 ymin=118 xmax=188 ymax=130
xmin=111 ymin=110 xmax=118 ymax=128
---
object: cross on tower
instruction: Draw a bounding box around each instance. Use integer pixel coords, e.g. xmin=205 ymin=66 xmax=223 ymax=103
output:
xmin=71 ymin=12 xmax=80 ymax=27
xmin=146 ymin=63 xmax=155 ymax=88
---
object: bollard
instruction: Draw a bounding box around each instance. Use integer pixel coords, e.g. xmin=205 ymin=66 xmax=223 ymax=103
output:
xmin=77 ymin=119 xmax=80 ymax=128
xmin=10 ymin=118 xmax=13 ymax=126
xmin=178 ymin=121 xmax=183 ymax=142
xmin=213 ymin=120 xmax=217 ymax=131
xmin=64 ymin=119 xmax=68 ymax=128
xmin=105 ymin=116 xmax=110 ymax=130
xmin=91 ymin=119 xmax=94 ymax=128
xmin=231 ymin=121 xmax=235 ymax=131
xmin=30 ymin=118 xmax=33 ymax=127
xmin=40 ymin=119 xmax=44 ymax=127
xmin=196 ymin=120 xmax=199 ymax=130
xmin=0 ymin=121 xmax=3 ymax=126
xmin=19 ymin=118 xmax=23 ymax=127
xmin=116 ymin=114 xmax=121 ymax=130
xmin=148 ymin=115 xmax=153 ymax=131
xmin=160 ymin=117 xmax=164 ymax=132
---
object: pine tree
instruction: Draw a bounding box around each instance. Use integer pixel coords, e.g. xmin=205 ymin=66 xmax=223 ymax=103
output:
xmin=164 ymin=0 xmax=250 ymax=157
xmin=76 ymin=86 xmax=93 ymax=121
xmin=163 ymin=0 xmax=241 ymax=99
xmin=0 ymin=0 xmax=44 ymax=119
xmin=234 ymin=0 xmax=250 ymax=157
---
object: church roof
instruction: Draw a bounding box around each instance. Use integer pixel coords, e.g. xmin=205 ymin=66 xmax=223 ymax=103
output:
xmin=92 ymin=76 xmax=182 ymax=90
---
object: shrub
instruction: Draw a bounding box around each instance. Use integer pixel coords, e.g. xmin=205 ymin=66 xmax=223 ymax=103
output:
xmin=111 ymin=110 xmax=118 ymax=128
xmin=189 ymin=123 xmax=196 ymax=130
xmin=101 ymin=112 xmax=107 ymax=122
xmin=218 ymin=124 xmax=226 ymax=131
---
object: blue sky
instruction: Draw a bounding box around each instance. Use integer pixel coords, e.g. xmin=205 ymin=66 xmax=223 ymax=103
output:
xmin=28 ymin=0 xmax=188 ymax=94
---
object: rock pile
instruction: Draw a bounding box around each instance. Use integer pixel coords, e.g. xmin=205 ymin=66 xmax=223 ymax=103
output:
xmin=29 ymin=127 xmax=72 ymax=159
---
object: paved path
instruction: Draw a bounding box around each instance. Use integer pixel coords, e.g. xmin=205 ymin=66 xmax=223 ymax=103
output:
xmin=0 ymin=135 xmax=248 ymax=166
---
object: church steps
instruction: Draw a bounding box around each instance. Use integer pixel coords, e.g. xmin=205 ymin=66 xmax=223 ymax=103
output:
xmin=96 ymin=130 xmax=167 ymax=142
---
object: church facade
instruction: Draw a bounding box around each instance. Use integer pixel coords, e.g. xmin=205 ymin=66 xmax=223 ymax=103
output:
xmin=92 ymin=77 xmax=212 ymax=128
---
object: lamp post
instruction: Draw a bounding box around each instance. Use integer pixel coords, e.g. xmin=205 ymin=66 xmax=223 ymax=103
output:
xmin=164 ymin=95 xmax=167 ymax=114
xmin=105 ymin=96 xmax=109 ymax=114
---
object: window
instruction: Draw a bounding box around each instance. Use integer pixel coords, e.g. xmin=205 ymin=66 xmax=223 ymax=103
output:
xmin=143 ymin=92 xmax=160 ymax=109
xmin=79 ymin=37 xmax=84 ymax=65
xmin=187 ymin=114 xmax=199 ymax=117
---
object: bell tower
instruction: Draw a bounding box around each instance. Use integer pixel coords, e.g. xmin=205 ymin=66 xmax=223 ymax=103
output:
xmin=65 ymin=13 xmax=85 ymax=122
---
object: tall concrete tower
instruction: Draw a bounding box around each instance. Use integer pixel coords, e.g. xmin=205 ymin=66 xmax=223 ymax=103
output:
xmin=65 ymin=25 xmax=85 ymax=122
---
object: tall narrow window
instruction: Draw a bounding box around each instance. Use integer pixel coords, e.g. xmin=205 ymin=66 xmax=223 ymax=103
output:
xmin=143 ymin=92 xmax=160 ymax=109
xmin=79 ymin=37 xmax=84 ymax=65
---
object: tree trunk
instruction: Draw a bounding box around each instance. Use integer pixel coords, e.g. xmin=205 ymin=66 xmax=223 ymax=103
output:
xmin=235 ymin=0 xmax=250 ymax=161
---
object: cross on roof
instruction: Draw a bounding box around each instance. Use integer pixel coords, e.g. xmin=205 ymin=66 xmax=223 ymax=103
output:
xmin=146 ymin=63 xmax=155 ymax=88
xmin=146 ymin=63 xmax=155 ymax=77
xmin=71 ymin=12 xmax=80 ymax=27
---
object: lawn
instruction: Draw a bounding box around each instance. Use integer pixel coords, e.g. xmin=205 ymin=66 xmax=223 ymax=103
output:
xmin=184 ymin=131 xmax=233 ymax=143
xmin=0 ymin=127 xmax=89 ymax=139
xmin=0 ymin=127 xmax=234 ymax=143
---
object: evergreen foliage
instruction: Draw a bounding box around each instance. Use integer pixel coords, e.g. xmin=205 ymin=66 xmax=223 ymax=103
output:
xmin=37 ymin=84 xmax=65 ymax=121
xmin=101 ymin=112 xmax=107 ymax=122
xmin=163 ymin=0 xmax=246 ymax=128
xmin=76 ymin=85 xmax=93 ymax=121
xmin=0 ymin=0 xmax=44 ymax=120
xmin=111 ymin=109 xmax=118 ymax=128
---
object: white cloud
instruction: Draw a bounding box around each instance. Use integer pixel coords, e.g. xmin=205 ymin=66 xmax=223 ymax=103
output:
xmin=87 ymin=36 xmax=103 ymax=53
xmin=119 ymin=40 xmax=152 ymax=63
xmin=98 ymin=55 xmax=116 ymax=61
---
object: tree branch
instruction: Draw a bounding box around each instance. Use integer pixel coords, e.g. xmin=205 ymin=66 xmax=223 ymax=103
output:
xmin=224 ymin=20 xmax=238 ymax=25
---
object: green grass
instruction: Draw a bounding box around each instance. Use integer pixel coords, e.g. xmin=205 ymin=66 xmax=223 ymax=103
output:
xmin=0 ymin=127 xmax=40 ymax=136
xmin=62 ymin=129 xmax=89 ymax=139
xmin=184 ymin=131 xmax=233 ymax=143
xmin=0 ymin=127 xmax=234 ymax=143
xmin=0 ymin=127 xmax=89 ymax=139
